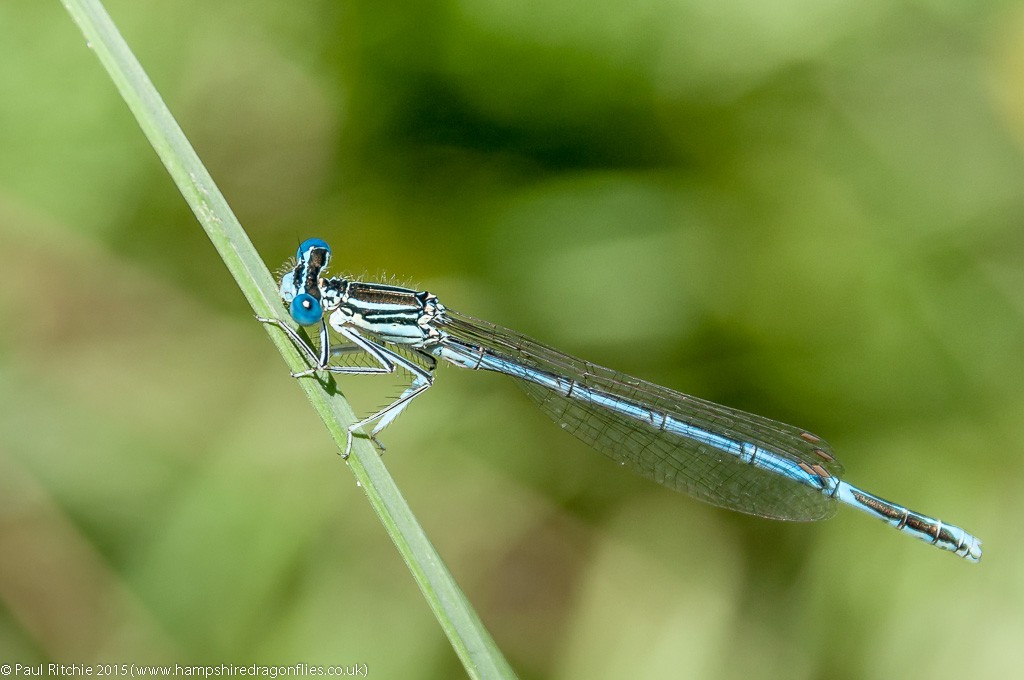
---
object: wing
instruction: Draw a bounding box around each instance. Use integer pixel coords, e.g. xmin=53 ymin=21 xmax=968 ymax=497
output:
xmin=438 ymin=310 xmax=841 ymax=521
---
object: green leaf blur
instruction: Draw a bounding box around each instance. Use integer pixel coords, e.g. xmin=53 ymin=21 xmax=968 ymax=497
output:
xmin=1 ymin=1 xmax=1021 ymax=678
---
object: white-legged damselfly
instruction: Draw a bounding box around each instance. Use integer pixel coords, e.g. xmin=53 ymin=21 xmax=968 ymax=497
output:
xmin=260 ymin=238 xmax=982 ymax=562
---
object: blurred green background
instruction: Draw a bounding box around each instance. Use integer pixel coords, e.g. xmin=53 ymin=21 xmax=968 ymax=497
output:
xmin=2 ymin=0 xmax=1022 ymax=677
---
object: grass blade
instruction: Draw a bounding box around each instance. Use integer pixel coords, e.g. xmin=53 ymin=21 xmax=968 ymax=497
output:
xmin=59 ymin=1 xmax=516 ymax=676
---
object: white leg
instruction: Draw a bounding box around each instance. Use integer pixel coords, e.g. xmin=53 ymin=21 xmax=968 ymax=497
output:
xmin=341 ymin=337 xmax=436 ymax=458
xmin=258 ymin=316 xmax=396 ymax=377
xmin=259 ymin=315 xmax=435 ymax=458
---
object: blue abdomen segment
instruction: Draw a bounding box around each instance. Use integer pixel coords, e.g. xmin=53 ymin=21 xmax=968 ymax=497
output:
xmin=834 ymin=482 xmax=982 ymax=561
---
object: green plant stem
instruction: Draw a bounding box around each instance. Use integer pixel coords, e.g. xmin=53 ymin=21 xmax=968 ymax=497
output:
xmin=60 ymin=1 xmax=516 ymax=677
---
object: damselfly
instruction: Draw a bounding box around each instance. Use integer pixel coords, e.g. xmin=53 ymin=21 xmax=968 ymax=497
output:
xmin=259 ymin=238 xmax=982 ymax=562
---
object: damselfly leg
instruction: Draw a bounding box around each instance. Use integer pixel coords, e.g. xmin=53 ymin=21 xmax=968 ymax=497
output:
xmin=258 ymin=314 xmax=436 ymax=456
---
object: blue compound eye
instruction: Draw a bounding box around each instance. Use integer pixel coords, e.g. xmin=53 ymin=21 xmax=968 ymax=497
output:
xmin=296 ymin=238 xmax=331 ymax=262
xmin=289 ymin=293 xmax=323 ymax=326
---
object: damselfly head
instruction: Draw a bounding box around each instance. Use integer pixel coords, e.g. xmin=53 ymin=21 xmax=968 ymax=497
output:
xmin=279 ymin=237 xmax=333 ymax=325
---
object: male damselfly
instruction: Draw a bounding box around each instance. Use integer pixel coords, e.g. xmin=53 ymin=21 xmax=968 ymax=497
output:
xmin=259 ymin=238 xmax=982 ymax=562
